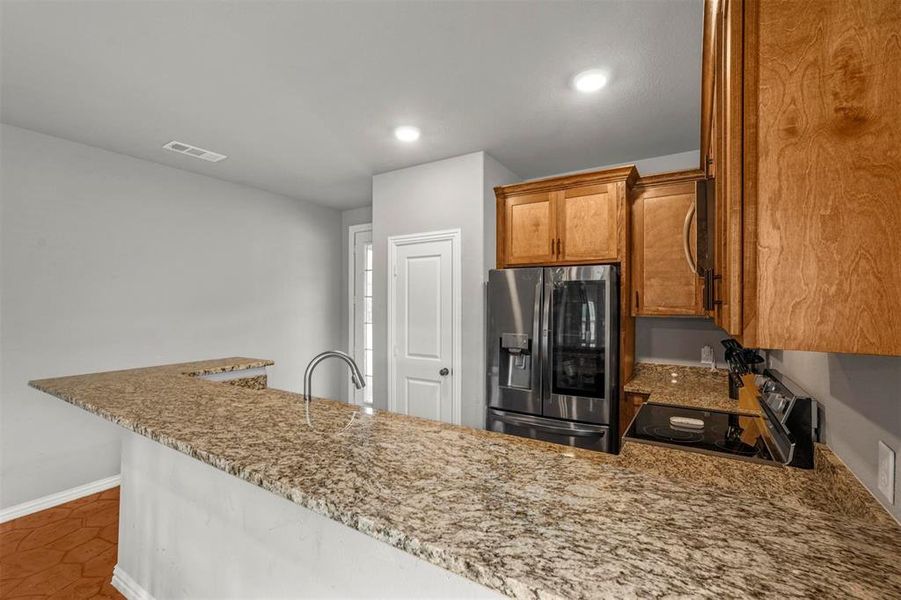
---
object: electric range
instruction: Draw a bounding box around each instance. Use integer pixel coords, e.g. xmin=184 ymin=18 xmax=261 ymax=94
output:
xmin=624 ymin=403 xmax=777 ymax=464
xmin=623 ymin=369 xmax=817 ymax=468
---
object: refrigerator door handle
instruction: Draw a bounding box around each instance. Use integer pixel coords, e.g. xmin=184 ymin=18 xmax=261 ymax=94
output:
xmin=540 ymin=269 xmax=553 ymax=408
xmin=532 ymin=271 xmax=544 ymax=398
xmin=492 ymin=410 xmax=607 ymax=438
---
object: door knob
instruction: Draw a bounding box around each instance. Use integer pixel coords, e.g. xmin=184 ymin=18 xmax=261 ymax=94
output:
xmin=439 ymin=367 xmax=450 ymax=376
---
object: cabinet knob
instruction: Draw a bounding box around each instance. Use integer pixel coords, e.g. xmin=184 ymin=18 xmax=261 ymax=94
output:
xmin=439 ymin=367 xmax=450 ymax=377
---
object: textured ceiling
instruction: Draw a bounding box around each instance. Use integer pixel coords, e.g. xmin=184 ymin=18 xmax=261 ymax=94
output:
xmin=1 ymin=0 xmax=702 ymax=209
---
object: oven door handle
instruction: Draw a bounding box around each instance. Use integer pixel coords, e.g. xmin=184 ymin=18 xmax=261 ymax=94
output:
xmin=493 ymin=411 xmax=607 ymax=438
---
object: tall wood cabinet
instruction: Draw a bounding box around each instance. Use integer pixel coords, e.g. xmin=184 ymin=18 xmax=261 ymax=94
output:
xmin=703 ymin=0 xmax=901 ymax=356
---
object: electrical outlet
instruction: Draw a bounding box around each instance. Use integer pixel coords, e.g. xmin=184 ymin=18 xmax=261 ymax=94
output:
xmin=701 ymin=345 xmax=714 ymax=366
xmin=878 ymin=441 xmax=895 ymax=504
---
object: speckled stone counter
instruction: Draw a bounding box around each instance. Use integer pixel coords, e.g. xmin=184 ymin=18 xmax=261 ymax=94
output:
xmin=625 ymin=361 xmax=761 ymax=414
xmin=30 ymin=358 xmax=901 ymax=600
xmin=622 ymin=362 xmax=893 ymax=527
xmin=618 ymin=442 xmax=896 ymax=528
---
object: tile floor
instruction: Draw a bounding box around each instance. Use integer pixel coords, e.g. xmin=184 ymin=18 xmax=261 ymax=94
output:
xmin=0 ymin=487 xmax=124 ymax=599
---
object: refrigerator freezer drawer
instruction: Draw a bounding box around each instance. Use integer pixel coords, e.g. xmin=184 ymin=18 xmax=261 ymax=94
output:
xmin=543 ymin=394 xmax=614 ymax=425
xmin=487 ymin=409 xmax=611 ymax=453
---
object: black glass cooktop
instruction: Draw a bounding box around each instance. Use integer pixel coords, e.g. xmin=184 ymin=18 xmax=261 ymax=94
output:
xmin=624 ymin=403 xmax=777 ymax=464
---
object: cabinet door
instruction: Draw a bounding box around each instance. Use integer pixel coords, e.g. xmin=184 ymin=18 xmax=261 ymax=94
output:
xmin=632 ymin=182 xmax=704 ymax=316
xmin=556 ymin=184 xmax=617 ymax=263
xmin=503 ymin=192 xmax=557 ymax=266
xmin=750 ymin=0 xmax=901 ymax=355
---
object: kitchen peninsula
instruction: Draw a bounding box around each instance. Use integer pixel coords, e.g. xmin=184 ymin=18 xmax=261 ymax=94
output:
xmin=30 ymin=358 xmax=901 ymax=599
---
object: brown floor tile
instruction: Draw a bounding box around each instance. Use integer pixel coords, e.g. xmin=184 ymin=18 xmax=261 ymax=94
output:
xmin=0 ymin=488 xmax=124 ymax=600
xmin=98 ymin=489 xmax=119 ymax=501
xmin=83 ymin=508 xmax=117 ymax=528
xmin=62 ymin=538 xmax=112 ymax=565
xmin=5 ymin=509 xmax=71 ymax=532
xmin=5 ymin=563 xmax=81 ymax=596
xmin=81 ymin=546 xmax=117 ymax=578
xmin=17 ymin=521 xmax=82 ymax=552
xmin=0 ymin=529 xmax=32 ymax=559
xmin=44 ymin=528 xmax=100 ymax=553
xmin=1 ymin=547 xmax=65 ymax=580
xmin=47 ymin=577 xmax=104 ymax=600
xmin=0 ymin=577 xmax=26 ymax=595
xmin=97 ymin=523 xmax=118 ymax=545
xmin=70 ymin=501 xmax=116 ymax=519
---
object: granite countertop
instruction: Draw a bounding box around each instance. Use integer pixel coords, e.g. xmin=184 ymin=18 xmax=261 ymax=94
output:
xmin=30 ymin=358 xmax=901 ymax=599
xmin=622 ymin=362 xmax=894 ymax=526
xmin=624 ymin=362 xmax=761 ymax=414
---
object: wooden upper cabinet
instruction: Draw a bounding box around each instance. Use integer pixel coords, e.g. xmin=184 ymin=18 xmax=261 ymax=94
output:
xmin=703 ymin=0 xmax=901 ymax=356
xmin=557 ymin=184 xmax=618 ymax=263
xmin=495 ymin=166 xmax=636 ymax=268
xmin=632 ymin=174 xmax=704 ymax=317
xmin=750 ymin=0 xmax=901 ymax=355
xmin=504 ymin=192 xmax=557 ymax=266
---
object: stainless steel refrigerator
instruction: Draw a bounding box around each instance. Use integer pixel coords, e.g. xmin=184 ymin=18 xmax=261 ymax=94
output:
xmin=486 ymin=265 xmax=619 ymax=453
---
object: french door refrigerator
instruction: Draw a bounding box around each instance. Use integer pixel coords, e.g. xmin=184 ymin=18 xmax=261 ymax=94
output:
xmin=486 ymin=265 xmax=619 ymax=453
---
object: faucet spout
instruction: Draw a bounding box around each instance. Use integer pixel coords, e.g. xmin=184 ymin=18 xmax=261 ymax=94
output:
xmin=303 ymin=350 xmax=365 ymax=403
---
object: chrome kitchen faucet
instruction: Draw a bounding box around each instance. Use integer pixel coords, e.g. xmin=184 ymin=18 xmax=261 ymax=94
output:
xmin=302 ymin=350 xmax=365 ymax=432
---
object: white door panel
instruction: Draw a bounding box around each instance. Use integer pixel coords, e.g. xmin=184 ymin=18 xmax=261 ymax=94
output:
xmin=404 ymin=255 xmax=442 ymax=358
xmin=389 ymin=232 xmax=459 ymax=425
xmin=404 ymin=377 xmax=442 ymax=421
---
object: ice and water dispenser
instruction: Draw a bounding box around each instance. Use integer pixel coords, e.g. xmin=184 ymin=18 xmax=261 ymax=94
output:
xmin=499 ymin=332 xmax=532 ymax=389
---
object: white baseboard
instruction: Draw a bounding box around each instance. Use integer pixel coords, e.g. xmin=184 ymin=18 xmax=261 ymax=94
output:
xmin=0 ymin=474 xmax=121 ymax=523
xmin=112 ymin=565 xmax=156 ymax=600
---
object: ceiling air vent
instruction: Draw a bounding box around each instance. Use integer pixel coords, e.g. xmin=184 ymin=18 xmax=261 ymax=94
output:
xmin=163 ymin=140 xmax=227 ymax=163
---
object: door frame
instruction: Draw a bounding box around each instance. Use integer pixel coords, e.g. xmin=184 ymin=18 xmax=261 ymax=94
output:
xmin=386 ymin=229 xmax=462 ymax=425
xmin=347 ymin=223 xmax=372 ymax=404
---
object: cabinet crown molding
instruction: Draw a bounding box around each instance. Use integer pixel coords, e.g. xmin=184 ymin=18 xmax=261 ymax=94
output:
xmin=634 ymin=168 xmax=706 ymax=189
xmin=495 ymin=165 xmax=638 ymax=198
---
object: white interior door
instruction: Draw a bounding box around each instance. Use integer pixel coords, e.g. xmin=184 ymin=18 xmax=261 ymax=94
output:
xmin=389 ymin=231 xmax=460 ymax=424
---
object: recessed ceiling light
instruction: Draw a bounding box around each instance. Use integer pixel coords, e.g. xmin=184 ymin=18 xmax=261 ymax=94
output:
xmin=394 ymin=126 xmax=421 ymax=142
xmin=573 ymin=69 xmax=608 ymax=93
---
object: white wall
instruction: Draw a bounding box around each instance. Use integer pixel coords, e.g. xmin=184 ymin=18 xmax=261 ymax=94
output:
xmin=768 ymin=351 xmax=901 ymax=522
xmin=523 ymin=149 xmax=701 ymax=182
xmin=371 ymin=152 xmax=518 ymax=428
xmin=0 ymin=124 xmax=343 ymax=509
xmin=636 ymin=317 xmax=728 ymax=366
xmin=482 ymin=155 xmax=520 ymax=276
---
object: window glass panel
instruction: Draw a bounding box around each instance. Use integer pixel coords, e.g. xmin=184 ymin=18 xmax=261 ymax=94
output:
xmin=364 ymin=376 xmax=373 ymax=404
xmin=363 ymin=297 xmax=372 ymax=323
xmin=352 ymin=236 xmax=374 ymax=405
